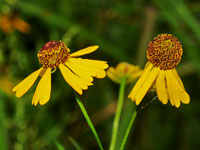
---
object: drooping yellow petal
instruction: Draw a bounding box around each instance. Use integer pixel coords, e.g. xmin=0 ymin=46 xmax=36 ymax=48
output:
xmin=134 ymin=67 xmax=160 ymax=105
xmin=179 ymin=89 xmax=190 ymax=104
xmin=166 ymin=70 xmax=190 ymax=108
xmin=32 ymin=68 xmax=51 ymax=106
xmin=68 ymin=58 xmax=108 ymax=78
xmin=128 ymin=62 xmax=153 ymax=99
xmin=70 ymin=45 xmax=99 ymax=57
xmin=65 ymin=61 xmax=94 ymax=83
xmin=13 ymin=68 xmax=43 ymax=97
xmin=59 ymin=64 xmax=92 ymax=95
xmin=156 ymin=70 xmax=168 ymax=104
xmin=172 ymin=68 xmax=184 ymax=88
xmin=170 ymin=97 xmax=175 ymax=106
xmin=166 ymin=72 xmax=180 ymax=107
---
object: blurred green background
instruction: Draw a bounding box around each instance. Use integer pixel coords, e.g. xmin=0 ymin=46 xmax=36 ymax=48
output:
xmin=0 ymin=0 xmax=200 ymax=149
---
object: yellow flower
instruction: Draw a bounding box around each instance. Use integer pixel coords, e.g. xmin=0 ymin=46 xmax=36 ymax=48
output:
xmin=107 ymin=62 xmax=143 ymax=84
xmin=128 ymin=34 xmax=190 ymax=108
xmin=13 ymin=41 xmax=108 ymax=106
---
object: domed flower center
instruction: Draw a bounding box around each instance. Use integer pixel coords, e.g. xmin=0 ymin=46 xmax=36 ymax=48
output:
xmin=38 ymin=41 xmax=70 ymax=68
xmin=147 ymin=34 xmax=183 ymax=70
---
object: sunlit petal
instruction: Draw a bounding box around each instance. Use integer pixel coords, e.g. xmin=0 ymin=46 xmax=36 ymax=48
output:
xmin=128 ymin=62 xmax=153 ymax=100
xmin=59 ymin=64 xmax=92 ymax=95
xmin=172 ymin=69 xmax=184 ymax=88
xmin=156 ymin=70 xmax=168 ymax=104
xmin=70 ymin=45 xmax=99 ymax=57
xmin=32 ymin=68 xmax=51 ymax=106
xmin=134 ymin=67 xmax=160 ymax=105
xmin=69 ymin=58 xmax=108 ymax=78
xmin=65 ymin=61 xmax=93 ymax=83
xmin=13 ymin=68 xmax=43 ymax=97
xmin=166 ymin=70 xmax=189 ymax=108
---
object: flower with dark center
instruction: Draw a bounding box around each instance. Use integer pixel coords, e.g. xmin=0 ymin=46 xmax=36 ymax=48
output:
xmin=128 ymin=34 xmax=190 ymax=108
xmin=13 ymin=41 xmax=108 ymax=106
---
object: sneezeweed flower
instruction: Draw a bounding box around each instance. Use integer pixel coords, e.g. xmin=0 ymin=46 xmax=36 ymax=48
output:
xmin=128 ymin=34 xmax=190 ymax=108
xmin=13 ymin=41 xmax=108 ymax=106
xmin=107 ymin=62 xmax=143 ymax=84
xmin=0 ymin=13 xmax=30 ymax=34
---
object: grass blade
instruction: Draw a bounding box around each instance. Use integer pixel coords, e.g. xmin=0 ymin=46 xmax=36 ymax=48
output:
xmin=75 ymin=94 xmax=104 ymax=150
xmin=120 ymin=111 xmax=137 ymax=150
xmin=68 ymin=137 xmax=83 ymax=150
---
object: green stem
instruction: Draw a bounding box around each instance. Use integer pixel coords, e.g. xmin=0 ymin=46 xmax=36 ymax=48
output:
xmin=109 ymin=78 xmax=126 ymax=150
xmin=120 ymin=110 xmax=137 ymax=150
xmin=75 ymin=94 xmax=104 ymax=150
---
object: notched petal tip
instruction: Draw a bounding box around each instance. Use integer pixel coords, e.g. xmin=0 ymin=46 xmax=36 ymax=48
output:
xmin=135 ymin=100 xmax=140 ymax=105
xmin=16 ymin=92 xmax=22 ymax=98
xmin=104 ymin=64 xmax=109 ymax=69
xmin=175 ymin=103 xmax=181 ymax=108
xmin=39 ymin=100 xmax=48 ymax=105
xmin=32 ymin=102 xmax=37 ymax=106
xmin=75 ymin=88 xmax=83 ymax=95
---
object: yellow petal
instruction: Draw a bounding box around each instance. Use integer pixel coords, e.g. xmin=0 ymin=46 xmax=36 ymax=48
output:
xmin=65 ymin=61 xmax=94 ymax=83
xmin=156 ymin=70 xmax=168 ymax=104
xmin=179 ymin=89 xmax=190 ymax=104
xmin=13 ymin=68 xmax=43 ymax=97
xmin=106 ymin=67 xmax=119 ymax=82
xmin=70 ymin=58 xmax=108 ymax=68
xmin=166 ymin=70 xmax=190 ymax=108
xmin=134 ymin=67 xmax=160 ymax=105
xmin=59 ymin=64 xmax=92 ymax=95
xmin=70 ymin=45 xmax=99 ymax=57
xmin=32 ymin=68 xmax=51 ymax=106
xmin=166 ymin=71 xmax=179 ymax=107
xmin=166 ymin=74 xmax=180 ymax=107
xmin=172 ymin=69 xmax=190 ymax=104
xmin=68 ymin=58 xmax=108 ymax=78
xmin=172 ymin=69 xmax=184 ymax=88
xmin=128 ymin=62 xmax=153 ymax=100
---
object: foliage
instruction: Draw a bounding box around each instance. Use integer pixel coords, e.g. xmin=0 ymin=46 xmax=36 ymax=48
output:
xmin=0 ymin=0 xmax=200 ymax=149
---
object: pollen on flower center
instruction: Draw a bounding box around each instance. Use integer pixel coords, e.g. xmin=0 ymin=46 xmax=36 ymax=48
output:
xmin=37 ymin=41 xmax=70 ymax=68
xmin=147 ymin=34 xmax=183 ymax=70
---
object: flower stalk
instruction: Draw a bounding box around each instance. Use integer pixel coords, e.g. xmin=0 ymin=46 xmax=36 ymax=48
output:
xmin=109 ymin=78 xmax=126 ymax=150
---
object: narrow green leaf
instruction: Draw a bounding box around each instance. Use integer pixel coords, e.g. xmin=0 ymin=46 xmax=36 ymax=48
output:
xmin=69 ymin=137 xmax=83 ymax=150
xmin=75 ymin=94 xmax=104 ymax=150
xmin=54 ymin=140 xmax=65 ymax=150
xmin=119 ymin=111 xmax=137 ymax=150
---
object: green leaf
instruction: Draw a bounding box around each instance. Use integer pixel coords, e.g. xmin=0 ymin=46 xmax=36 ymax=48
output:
xmin=75 ymin=94 xmax=104 ymax=150
xmin=69 ymin=137 xmax=83 ymax=150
